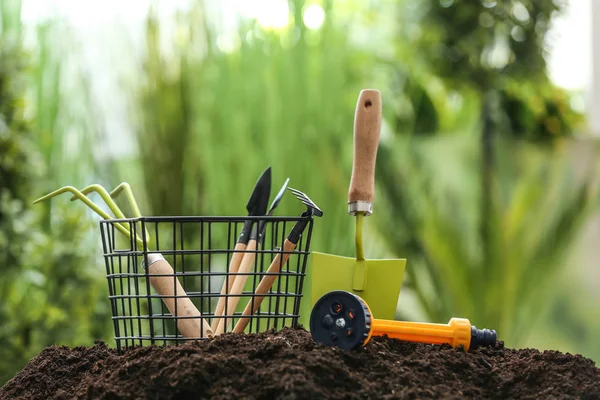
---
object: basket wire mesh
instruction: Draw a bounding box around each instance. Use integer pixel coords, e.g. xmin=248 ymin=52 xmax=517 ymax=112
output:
xmin=100 ymin=215 xmax=314 ymax=351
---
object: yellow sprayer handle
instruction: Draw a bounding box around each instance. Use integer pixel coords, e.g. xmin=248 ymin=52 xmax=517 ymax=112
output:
xmin=370 ymin=318 xmax=472 ymax=350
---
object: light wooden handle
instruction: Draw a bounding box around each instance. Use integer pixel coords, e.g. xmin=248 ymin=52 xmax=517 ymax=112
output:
xmin=348 ymin=89 xmax=382 ymax=214
xmin=211 ymin=242 xmax=247 ymax=331
xmin=213 ymin=239 xmax=258 ymax=335
xmin=147 ymin=257 xmax=214 ymax=338
xmin=232 ymin=239 xmax=297 ymax=334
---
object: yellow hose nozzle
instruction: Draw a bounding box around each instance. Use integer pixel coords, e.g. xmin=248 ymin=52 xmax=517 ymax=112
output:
xmin=309 ymin=290 xmax=497 ymax=351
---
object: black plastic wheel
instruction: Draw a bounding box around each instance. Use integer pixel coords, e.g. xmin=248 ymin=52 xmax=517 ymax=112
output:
xmin=309 ymin=290 xmax=371 ymax=350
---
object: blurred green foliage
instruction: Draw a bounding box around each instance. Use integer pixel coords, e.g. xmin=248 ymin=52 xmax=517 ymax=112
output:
xmin=388 ymin=0 xmax=584 ymax=140
xmin=376 ymin=136 xmax=599 ymax=341
xmin=0 ymin=2 xmax=112 ymax=384
xmin=372 ymin=0 xmax=599 ymax=352
xmin=1 ymin=0 xmax=600 ymax=386
xmin=126 ymin=0 xmax=366 ymax=257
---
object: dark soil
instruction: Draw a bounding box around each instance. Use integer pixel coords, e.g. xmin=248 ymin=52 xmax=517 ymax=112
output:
xmin=1 ymin=327 xmax=599 ymax=400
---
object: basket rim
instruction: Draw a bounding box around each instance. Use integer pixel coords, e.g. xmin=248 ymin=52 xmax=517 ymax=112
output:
xmin=99 ymin=215 xmax=314 ymax=223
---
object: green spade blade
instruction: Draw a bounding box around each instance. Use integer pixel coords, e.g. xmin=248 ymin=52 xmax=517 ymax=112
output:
xmin=299 ymin=252 xmax=406 ymax=328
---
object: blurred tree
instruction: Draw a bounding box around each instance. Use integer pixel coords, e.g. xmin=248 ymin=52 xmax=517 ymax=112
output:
xmin=413 ymin=0 xmax=584 ymax=139
xmin=376 ymin=135 xmax=599 ymax=344
xmin=0 ymin=4 xmax=113 ymax=384
xmin=0 ymin=7 xmax=46 ymax=382
xmin=131 ymin=11 xmax=203 ymax=218
xmin=384 ymin=0 xmax=584 ymax=139
xmin=372 ymin=0 xmax=599 ymax=350
xmin=128 ymin=0 xmax=367 ymax=255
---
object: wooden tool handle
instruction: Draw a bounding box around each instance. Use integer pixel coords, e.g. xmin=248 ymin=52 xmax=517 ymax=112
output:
xmin=232 ymin=239 xmax=297 ymax=334
xmin=348 ymin=89 xmax=382 ymax=214
xmin=211 ymin=242 xmax=247 ymax=331
xmin=147 ymin=256 xmax=214 ymax=338
xmin=214 ymin=239 xmax=258 ymax=335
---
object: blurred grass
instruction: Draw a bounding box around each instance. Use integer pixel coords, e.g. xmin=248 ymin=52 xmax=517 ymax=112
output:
xmin=0 ymin=1 xmax=113 ymax=384
xmin=127 ymin=0 xmax=367 ymax=259
xmin=375 ymin=135 xmax=600 ymax=345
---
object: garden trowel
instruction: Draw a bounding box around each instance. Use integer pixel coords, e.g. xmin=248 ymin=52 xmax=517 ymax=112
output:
xmin=301 ymin=89 xmax=406 ymax=327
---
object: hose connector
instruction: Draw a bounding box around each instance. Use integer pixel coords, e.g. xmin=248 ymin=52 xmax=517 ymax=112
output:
xmin=470 ymin=326 xmax=497 ymax=349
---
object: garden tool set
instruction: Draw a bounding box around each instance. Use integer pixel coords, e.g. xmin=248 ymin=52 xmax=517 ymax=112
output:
xmin=33 ymin=88 xmax=498 ymax=351
xmin=304 ymin=89 xmax=406 ymax=324
xmin=33 ymin=170 xmax=321 ymax=343
xmin=309 ymin=290 xmax=497 ymax=351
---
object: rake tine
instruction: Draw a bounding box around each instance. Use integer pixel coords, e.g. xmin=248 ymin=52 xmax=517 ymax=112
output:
xmin=301 ymin=199 xmax=315 ymax=208
xmin=67 ymin=184 xmax=147 ymax=246
xmin=304 ymin=202 xmax=323 ymax=216
xmin=33 ymin=186 xmax=134 ymax=241
xmin=287 ymin=187 xmax=323 ymax=216
xmin=110 ymin=182 xmax=143 ymax=217
xmin=288 ymin=188 xmax=319 ymax=208
xmin=288 ymin=188 xmax=309 ymax=201
xmin=68 ymin=183 xmax=149 ymax=245
xmin=289 ymin=188 xmax=311 ymax=202
xmin=69 ymin=184 xmax=127 ymax=219
xmin=301 ymin=193 xmax=321 ymax=210
xmin=109 ymin=182 xmax=150 ymax=244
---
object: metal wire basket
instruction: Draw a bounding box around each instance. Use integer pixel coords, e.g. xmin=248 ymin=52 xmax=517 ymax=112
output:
xmin=100 ymin=213 xmax=317 ymax=351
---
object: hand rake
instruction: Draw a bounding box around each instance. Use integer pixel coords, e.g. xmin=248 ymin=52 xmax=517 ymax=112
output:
xmin=34 ymin=182 xmax=214 ymax=339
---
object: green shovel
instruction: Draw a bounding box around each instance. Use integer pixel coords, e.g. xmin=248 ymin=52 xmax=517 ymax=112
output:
xmin=300 ymin=89 xmax=406 ymax=328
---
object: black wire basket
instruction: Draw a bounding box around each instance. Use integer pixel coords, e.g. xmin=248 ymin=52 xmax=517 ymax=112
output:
xmin=99 ymin=214 xmax=315 ymax=351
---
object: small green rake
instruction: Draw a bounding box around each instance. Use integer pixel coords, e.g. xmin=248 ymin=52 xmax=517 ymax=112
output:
xmin=34 ymin=183 xmax=214 ymax=339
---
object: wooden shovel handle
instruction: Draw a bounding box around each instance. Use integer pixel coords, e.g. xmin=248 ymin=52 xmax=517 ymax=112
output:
xmin=147 ymin=255 xmax=214 ymax=338
xmin=348 ymin=89 xmax=382 ymax=214
xmin=211 ymin=241 xmax=247 ymax=331
xmin=213 ymin=239 xmax=258 ymax=335
xmin=232 ymin=239 xmax=297 ymax=334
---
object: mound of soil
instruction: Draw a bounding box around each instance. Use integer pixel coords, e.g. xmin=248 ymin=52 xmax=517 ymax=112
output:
xmin=1 ymin=327 xmax=599 ymax=399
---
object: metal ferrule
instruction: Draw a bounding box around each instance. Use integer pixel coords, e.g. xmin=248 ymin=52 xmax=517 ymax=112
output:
xmin=141 ymin=253 xmax=165 ymax=270
xmin=348 ymin=201 xmax=373 ymax=216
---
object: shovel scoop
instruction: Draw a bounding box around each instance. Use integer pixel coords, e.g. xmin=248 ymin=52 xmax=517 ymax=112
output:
xmin=302 ymin=89 xmax=406 ymax=325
